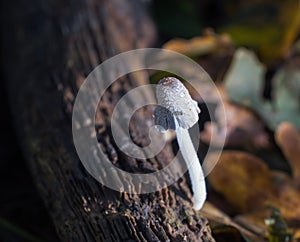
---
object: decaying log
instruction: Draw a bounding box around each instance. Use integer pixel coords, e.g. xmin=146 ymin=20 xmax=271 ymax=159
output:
xmin=2 ymin=0 xmax=215 ymax=241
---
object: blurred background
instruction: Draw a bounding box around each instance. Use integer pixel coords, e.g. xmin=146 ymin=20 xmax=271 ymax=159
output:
xmin=0 ymin=0 xmax=299 ymax=241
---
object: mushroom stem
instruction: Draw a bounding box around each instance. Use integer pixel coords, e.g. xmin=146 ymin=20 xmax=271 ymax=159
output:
xmin=176 ymin=124 xmax=206 ymax=210
xmin=154 ymin=77 xmax=207 ymax=210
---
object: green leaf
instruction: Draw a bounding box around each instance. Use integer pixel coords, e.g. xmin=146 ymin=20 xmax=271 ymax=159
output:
xmin=224 ymin=48 xmax=265 ymax=107
xmin=224 ymin=47 xmax=300 ymax=130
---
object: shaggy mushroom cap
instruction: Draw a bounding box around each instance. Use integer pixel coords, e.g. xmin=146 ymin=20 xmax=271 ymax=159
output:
xmin=154 ymin=77 xmax=200 ymax=130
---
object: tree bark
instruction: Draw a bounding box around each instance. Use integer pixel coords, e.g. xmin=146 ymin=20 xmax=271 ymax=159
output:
xmin=2 ymin=0 xmax=215 ymax=241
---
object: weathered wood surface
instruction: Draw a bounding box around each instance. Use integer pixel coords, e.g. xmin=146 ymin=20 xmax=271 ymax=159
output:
xmin=2 ymin=0 xmax=215 ymax=241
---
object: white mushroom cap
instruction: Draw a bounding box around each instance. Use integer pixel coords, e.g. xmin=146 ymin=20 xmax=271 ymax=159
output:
xmin=155 ymin=77 xmax=200 ymax=130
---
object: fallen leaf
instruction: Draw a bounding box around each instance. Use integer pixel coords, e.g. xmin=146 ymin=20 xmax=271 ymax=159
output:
xmin=207 ymin=151 xmax=300 ymax=239
xmin=163 ymin=29 xmax=233 ymax=57
xmin=234 ymin=207 xmax=270 ymax=238
xmin=201 ymin=100 xmax=271 ymax=150
xmin=207 ymin=151 xmax=275 ymax=213
xmin=200 ymin=202 xmax=265 ymax=242
xmin=223 ymin=48 xmax=300 ymax=130
xmin=275 ymin=122 xmax=300 ymax=186
xmin=223 ymin=48 xmax=265 ymax=107
xmin=270 ymin=171 xmax=300 ymax=225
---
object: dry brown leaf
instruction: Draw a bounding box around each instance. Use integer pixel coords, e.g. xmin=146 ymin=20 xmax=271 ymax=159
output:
xmin=163 ymin=29 xmax=232 ymax=57
xmin=195 ymin=85 xmax=271 ymax=151
xmin=234 ymin=207 xmax=269 ymax=238
xmin=201 ymin=100 xmax=271 ymax=150
xmin=270 ymin=171 xmax=300 ymax=225
xmin=207 ymin=151 xmax=275 ymax=213
xmin=275 ymin=122 xmax=300 ymax=185
xmin=208 ymin=150 xmax=300 ymax=239
xmin=200 ymin=202 xmax=265 ymax=242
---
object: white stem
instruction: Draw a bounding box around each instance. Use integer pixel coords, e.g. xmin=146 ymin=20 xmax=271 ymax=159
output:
xmin=176 ymin=126 xmax=206 ymax=210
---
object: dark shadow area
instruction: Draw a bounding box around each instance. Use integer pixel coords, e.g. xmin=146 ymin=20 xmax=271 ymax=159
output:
xmin=0 ymin=44 xmax=59 ymax=242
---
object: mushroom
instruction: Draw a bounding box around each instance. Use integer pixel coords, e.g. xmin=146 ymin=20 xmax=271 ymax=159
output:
xmin=154 ymin=77 xmax=206 ymax=210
